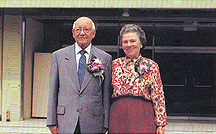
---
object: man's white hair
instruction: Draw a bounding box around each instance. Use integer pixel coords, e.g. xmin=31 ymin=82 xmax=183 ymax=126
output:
xmin=73 ymin=18 xmax=96 ymax=30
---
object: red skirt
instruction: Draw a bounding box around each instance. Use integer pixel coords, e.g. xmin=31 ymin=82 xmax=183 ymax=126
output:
xmin=109 ymin=97 xmax=156 ymax=133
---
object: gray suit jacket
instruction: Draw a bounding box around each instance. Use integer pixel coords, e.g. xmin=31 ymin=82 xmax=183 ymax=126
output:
xmin=47 ymin=44 xmax=112 ymax=133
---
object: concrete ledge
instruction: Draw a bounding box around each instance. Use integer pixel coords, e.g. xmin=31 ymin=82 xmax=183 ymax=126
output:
xmin=0 ymin=118 xmax=216 ymax=133
xmin=0 ymin=119 xmax=50 ymax=133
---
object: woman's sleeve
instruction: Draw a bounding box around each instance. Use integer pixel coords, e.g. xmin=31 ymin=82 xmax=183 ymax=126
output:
xmin=112 ymin=59 xmax=119 ymax=86
xmin=150 ymin=63 xmax=168 ymax=127
xmin=111 ymin=59 xmax=121 ymax=95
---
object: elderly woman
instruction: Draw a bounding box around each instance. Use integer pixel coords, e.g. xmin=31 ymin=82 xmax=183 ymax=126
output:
xmin=109 ymin=24 xmax=167 ymax=134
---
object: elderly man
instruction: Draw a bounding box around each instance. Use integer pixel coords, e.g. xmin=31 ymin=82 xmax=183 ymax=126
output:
xmin=47 ymin=16 xmax=112 ymax=134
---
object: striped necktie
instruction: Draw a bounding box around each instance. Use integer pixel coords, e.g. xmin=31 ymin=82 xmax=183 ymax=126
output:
xmin=78 ymin=50 xmax=86 ymax=86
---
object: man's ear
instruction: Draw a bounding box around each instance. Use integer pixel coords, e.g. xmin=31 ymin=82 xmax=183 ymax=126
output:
xmin=72 ymin=29 xmax=75 ymax=38
xmin=92 ymin=30 xmax=96 ymax=38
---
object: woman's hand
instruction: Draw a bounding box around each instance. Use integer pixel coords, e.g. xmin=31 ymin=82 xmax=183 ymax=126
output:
xmin=156 ymin=127 xmax=164 ymax=134
xmin=49 ymin=126 xmax=59 ymax=134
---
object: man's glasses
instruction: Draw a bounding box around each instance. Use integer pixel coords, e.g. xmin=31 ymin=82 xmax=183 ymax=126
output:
xmin=73 ymin=27 xmax=93 ymax=33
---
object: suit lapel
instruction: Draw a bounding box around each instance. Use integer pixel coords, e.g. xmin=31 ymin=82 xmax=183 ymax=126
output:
xmin=65 ymin=45 xmax=80 ymax=91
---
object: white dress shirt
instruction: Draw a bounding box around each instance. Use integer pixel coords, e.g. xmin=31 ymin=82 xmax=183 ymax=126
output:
xmin=75 ymin=42 xmax=91 ymax=70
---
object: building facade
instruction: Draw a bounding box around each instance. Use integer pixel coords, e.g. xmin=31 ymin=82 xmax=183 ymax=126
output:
xmin=0 ymin=0 xmax=216 ymax=123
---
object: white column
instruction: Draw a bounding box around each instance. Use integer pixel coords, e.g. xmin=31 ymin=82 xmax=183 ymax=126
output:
xmin=2 ymin=15 xmax=22 ymax=122
xmin=0 ymin=15 xmax=2 ymax=119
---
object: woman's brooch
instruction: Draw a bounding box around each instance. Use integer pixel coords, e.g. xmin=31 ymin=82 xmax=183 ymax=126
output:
xmin=134 ymin=59 xmax=152 ymax=80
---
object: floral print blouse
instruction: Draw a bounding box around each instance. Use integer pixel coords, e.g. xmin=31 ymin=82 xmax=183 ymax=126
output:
xmin=112 ymin=55 xmax=167 ymax=127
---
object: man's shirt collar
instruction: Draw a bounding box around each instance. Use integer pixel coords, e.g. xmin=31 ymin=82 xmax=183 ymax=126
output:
xmin=75 ymin=42 xmax=91 ymax=55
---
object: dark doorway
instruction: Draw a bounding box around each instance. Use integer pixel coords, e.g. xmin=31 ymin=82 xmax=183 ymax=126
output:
xmin=156 ymin=53 xmax=216 ymax=116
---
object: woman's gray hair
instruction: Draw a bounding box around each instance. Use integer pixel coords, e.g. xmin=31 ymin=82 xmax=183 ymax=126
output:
xmin=120 ymin=24 xmax=147 ymax=48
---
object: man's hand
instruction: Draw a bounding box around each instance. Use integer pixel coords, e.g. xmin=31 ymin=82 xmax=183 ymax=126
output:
xmin=156 ymin=126 xmax=165 ymax=134
xmin=49 ymin=126 xmax=59 ymax=134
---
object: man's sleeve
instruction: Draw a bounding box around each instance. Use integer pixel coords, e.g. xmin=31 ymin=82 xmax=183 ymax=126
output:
xmin=47 ymin=53 xmax=59 ymax=126
xmin=103 ymin=55 xmax=112 ymax=128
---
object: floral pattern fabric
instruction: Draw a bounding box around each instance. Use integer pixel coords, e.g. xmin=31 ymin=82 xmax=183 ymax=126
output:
xmin=112 ymin=55 xmax=167 ymax=127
